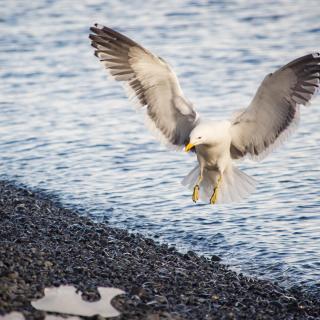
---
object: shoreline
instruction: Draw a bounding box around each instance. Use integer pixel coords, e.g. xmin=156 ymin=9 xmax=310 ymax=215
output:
xmin=0 ymin=180 xmax=319 ymax=319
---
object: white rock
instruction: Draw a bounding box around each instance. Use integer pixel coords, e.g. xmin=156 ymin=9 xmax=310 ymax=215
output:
xmin=0 ymin=312 xmax=25 ymax=320
xmin=31 ymin=285 xmax=124 ymax=318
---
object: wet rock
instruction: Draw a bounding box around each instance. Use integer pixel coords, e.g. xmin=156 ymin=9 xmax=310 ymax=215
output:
xmin=211 ymin=255 xmax=221 ymax=262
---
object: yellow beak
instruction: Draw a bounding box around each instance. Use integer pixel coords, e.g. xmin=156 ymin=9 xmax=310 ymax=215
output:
xmin=185 ymin=142 xmax=195 ymax=152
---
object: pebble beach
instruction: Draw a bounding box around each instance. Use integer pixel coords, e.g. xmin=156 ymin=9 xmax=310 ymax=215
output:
xmin=1 ymin=180 xmax=319 ymax=319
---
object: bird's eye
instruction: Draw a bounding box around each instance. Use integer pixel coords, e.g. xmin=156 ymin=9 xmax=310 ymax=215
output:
xmin=198 ymin=136 xmax=202 ymax=139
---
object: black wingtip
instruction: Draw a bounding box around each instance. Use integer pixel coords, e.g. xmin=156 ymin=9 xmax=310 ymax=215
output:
xmin=90 ymin=23 xmax=103 ymax=34
xmin=88 ymin=34 xmax=95 ymax=41
xmin=90 ymin=26 xmax=98 ymax=34
xmin=91 ymin=41 xmax=99 ymax=50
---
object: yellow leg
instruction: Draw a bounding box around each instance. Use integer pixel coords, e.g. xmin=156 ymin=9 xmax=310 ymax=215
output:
xmin=192 ymin=175 xmax=203 ymax=203
xmin=192 ymin=185 xmax=200 ymax=202
xmin=210 ymin=175 xmax=222 ymax=205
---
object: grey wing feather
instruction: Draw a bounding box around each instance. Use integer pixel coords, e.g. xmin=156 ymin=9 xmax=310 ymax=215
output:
xmin=89 ymin=24 xmax=199 ymax=148
xmin=230 ymin=53 xmax=320 ymax=160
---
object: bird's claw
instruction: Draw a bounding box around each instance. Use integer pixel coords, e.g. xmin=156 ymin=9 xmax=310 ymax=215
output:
xmin=210 ymin=176 xmax=222 ymax=205
xmin=210 ymin=187 xmax=218 ymax=204
xmin=192 ymin=185 xmax=200 ymax=202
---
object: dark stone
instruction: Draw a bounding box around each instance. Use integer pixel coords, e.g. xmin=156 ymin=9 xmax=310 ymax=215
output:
xmin=211 ymin=255 xmax=222 ymax=262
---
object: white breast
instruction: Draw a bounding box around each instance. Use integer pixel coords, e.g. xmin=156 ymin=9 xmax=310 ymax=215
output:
xmin=196 ymin=121 xmax=232 ymax=172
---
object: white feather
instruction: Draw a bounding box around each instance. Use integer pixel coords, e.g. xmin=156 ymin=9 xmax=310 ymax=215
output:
xmin=182 ymin=164 xmax=256 ymax=204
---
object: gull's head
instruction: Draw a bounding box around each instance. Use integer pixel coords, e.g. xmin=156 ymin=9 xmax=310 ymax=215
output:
xmin=185 ymin=122 xmax=213 ymax=152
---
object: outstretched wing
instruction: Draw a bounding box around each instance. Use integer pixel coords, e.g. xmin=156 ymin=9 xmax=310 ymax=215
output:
xmin=89 ymin=24 xmax=199 ymax=148
xmin=230 ymin=53 xmax=320 ymax=160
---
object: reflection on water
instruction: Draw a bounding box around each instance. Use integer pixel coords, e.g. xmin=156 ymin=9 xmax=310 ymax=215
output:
xmin=0 ymin=0 xmax=319 ymax=296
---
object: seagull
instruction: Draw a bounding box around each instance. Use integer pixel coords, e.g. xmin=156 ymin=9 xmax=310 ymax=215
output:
xmin=89 ymin=24 xmax=320 ymax=205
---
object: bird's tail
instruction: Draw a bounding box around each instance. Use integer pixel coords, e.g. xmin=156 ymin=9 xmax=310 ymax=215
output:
xmin=182 ymin=164 xmax=256 ymax=204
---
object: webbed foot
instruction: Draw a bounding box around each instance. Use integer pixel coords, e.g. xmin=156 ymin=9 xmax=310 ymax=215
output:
xmin=210 ymin=176 xmax=222 ymax=205
xmin=192 ymin=185 xmax=200 ymax=203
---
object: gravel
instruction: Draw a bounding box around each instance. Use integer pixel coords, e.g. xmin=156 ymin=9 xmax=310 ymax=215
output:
xmin=0 ymin=180 xmax=319 ymax=320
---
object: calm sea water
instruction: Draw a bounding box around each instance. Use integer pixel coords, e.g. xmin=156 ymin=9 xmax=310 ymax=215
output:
xmin=1 ymin=0 xmax=319 ymax=296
